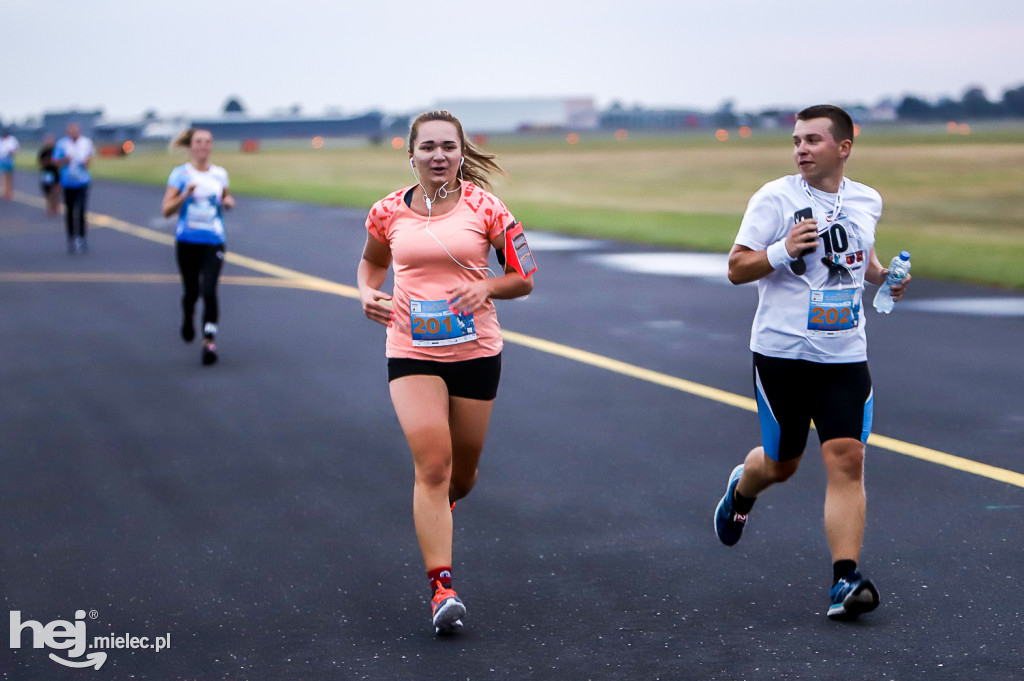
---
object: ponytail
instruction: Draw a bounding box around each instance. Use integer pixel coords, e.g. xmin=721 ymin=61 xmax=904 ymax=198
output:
xmin=169 ymin=128 xmax=196 ymax=153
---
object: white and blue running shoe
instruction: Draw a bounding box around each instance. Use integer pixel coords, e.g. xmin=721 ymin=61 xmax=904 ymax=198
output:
xmin=827 ymin=571 xmax=880 ymax=620
xmin=714 ymin=464 xmax=748 ymax=546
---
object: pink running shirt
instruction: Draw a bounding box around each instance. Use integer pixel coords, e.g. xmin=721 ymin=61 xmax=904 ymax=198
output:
xmin=366 ymin=182 xmax=515 ymax=361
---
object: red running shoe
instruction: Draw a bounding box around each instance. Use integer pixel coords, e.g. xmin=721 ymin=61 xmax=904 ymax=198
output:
xmin=430 ymin=581 xmax=465 ymax=635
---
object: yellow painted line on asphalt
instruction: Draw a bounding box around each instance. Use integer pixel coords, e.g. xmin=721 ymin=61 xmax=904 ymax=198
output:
xmin=0 ymin=272 xmax=183 ymax=284
xmin=6 ymin=194 xmax=1023 ymax=489
xmin=9 ymin=190 xmax=50 ymax=210
xmin=867 ymin=434 xmax=1024 ymax=488
xmin=90 ymin=211 xmax=363 ymax=298
xmin=89 ymin=213 xmax=176 ymax=246
xmin=500 ymin=330 xmax=759 ymax=412
xmin=498 ymin=331 xmax=1024 ymax=489
xmin=0 ymin=272 xmax=329 ymax=290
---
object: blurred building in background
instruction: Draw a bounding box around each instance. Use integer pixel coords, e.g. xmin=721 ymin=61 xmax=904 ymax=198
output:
xmin=187 ymin=112 xmax=391 ymax=142
xmin=7 ymin=85 xmax=1012 ymax=152
xmin=436 ymin=98 xmax=598 ymax=133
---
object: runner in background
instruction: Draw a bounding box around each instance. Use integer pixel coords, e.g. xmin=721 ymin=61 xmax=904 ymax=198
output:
xmin=161 ymin=128 xmax=235 ymax=366
xmin=52 ymin=123 xmax=94 ymax=253
xmin=357 ymin=110 xmax=536 ymax=635
xmin=0 ymin=128 xmax=19 ymax=201
xmin=37 ymin=134 xmax=61 ymax=216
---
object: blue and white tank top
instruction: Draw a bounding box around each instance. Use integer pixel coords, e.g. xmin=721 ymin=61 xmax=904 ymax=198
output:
xmin=167 ymin=162 xmax=229 ymax=244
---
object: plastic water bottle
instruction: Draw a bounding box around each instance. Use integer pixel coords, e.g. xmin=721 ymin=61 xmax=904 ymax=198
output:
xmin=873 ymin=251 xmax=911 ymax=314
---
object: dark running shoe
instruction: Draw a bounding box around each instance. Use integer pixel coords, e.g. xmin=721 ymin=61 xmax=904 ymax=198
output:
xmin=827 ymin=571 xmax=880 ymax=620
xmin=201 ymin=341 xmax=218 ymax=366
xmin=714 ymin=464 xmax=748 ymax=546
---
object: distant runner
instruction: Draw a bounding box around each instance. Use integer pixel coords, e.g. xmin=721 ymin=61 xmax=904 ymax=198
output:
xmin=161 ymin=128 xmax=235 ymax=366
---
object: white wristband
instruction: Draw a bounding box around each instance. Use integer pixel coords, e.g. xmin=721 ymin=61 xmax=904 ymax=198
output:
xmin=766 ymin=239 xmax=796 ymax=269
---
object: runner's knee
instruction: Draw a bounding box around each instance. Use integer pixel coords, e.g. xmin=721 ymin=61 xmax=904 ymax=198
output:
xmin=449 ymin=468 xmax=478 ymax=500
xmin=823 ymin=440 xmax=865 ymax=479
xmin=765 ymin=457 xmax=801 ymax=484
xmin=414 ymin=455 xmax=452 ymax=489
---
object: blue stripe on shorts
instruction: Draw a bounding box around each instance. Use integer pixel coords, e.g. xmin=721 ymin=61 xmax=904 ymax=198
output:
xmin=755 ymin=369 xmax=782 ymax=461
xmin=860 ymin=389 xmax=874 ymax=444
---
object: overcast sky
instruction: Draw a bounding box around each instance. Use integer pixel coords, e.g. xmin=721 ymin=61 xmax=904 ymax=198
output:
xmin=4 ymin=0 xmax=1023 ymax=123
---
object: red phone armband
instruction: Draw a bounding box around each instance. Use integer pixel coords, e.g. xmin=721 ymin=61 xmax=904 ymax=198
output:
xmin=503 ymin=222 xmax=537 ymax=278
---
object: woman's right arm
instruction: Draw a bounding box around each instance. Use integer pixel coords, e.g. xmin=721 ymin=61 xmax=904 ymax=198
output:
xmin=357 ymin=233 xmax=394 ymax=326
xmin=161 ymin=184 xmax=193 ymax=218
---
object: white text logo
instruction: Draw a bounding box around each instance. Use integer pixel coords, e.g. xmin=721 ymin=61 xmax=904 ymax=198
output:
xmin=10 ymin=609 xmax=172 ymax=669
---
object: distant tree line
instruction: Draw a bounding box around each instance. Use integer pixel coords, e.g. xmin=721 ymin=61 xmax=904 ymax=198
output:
xmin=898 ymin=84 xmax=1024 ymax=121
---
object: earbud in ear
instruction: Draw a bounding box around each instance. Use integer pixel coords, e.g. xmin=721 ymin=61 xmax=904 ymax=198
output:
xmin=460 ymin=157 xmax=465 ymax=166
xmin=409 ymin=158 xmax=415 ymax=168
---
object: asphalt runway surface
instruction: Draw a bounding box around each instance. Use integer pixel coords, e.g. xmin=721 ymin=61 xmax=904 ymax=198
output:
xmin=2 ymin=174 xmax=1022 ymax=680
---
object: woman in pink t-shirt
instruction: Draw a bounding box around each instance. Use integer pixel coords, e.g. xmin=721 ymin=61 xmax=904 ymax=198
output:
xmin=358 ymin=110 xmax=535 ymax=635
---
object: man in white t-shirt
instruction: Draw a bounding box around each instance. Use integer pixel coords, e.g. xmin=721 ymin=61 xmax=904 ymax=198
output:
xmin=52 ymin=122 xmax=95 ymax=253
xmin=713 ymin=105 xmax=911 ymax=621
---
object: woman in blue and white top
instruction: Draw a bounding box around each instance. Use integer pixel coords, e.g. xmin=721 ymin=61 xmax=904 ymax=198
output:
xmin=161 ymin=128 xmax=235 ymax=366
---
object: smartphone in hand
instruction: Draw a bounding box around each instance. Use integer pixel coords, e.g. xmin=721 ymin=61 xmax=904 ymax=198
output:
xmin=789 ymin=207 xmax=815 ymax=275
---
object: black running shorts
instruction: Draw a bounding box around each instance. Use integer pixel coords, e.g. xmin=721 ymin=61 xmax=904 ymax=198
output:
xmin=387 ymin=353 xmax=502 ymax=401
xmin=752 ymin=352 xmax=873 ymax=461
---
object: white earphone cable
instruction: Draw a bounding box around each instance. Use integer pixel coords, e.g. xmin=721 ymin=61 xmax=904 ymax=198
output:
xmin=409 ymin=158 xmax=495 ymax=277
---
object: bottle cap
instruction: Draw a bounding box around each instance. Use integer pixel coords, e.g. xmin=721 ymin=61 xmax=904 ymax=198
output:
xmin=899 ymin=251 xmax=911 ymax=260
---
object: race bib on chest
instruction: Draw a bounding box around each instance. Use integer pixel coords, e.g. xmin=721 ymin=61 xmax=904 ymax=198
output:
xmin=409 ymin=300 xmax=477 ymax=347
xmin=185 ymin=198 xmax=218 ymax=231
xmin=65 ymin=163 xmax=89 ymax=184
xmin=807 ymin=289 xmax=860 ymax=337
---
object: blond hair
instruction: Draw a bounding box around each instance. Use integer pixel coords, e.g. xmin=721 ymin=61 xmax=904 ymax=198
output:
xmin=168 ymin=128 xmax=212 ymax=153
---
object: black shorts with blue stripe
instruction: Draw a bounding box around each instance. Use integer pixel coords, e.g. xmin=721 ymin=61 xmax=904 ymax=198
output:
xmin=752 ymin=352 xmax=873 ymax=462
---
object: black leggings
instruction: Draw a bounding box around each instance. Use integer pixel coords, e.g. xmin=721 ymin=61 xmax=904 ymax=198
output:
xmin=176 ymin=241 xmax=225 ymax=334
xmin=63 ymin=185 xmax=89 ymax=239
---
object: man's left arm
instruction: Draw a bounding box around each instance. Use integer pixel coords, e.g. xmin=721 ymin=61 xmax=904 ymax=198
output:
xmin=866 ymin=248 xmax=911 ymax=300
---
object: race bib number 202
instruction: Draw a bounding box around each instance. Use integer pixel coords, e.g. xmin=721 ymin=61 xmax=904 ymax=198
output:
xmin=807 ymin=289 xmax=859 ymax=337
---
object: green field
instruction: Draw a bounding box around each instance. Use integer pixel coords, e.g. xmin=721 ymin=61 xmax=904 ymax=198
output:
xmin=44 ymin=124 xmax=1024 ymax=288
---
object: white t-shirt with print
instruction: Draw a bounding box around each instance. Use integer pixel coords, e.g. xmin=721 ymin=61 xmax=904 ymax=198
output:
xmin=53 ymin=135 xmax=95 ymax=187
xmin=734 ymin=174 xmax=881 ymax=363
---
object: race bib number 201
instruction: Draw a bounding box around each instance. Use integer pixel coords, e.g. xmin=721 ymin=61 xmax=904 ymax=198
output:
xmin=409 ymin=300 xmax=477 ymax=347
